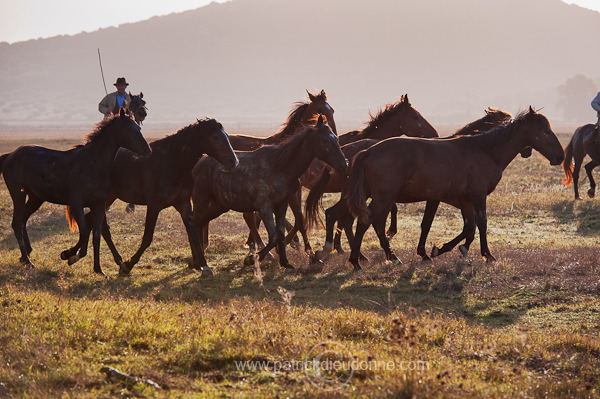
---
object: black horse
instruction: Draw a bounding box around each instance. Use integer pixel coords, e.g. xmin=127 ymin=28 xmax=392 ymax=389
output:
xmin=562 ymin=124 xmax=600 ymax=199
xmin=0 ymin=108 xmax=151 ymax=275
xmin=61 ymin=118 xmax=239 ymax=276
xmin=128 ymin=92 xmax=147 ymax=125
xmin=191 ymin=116 xmax=347 ymax=272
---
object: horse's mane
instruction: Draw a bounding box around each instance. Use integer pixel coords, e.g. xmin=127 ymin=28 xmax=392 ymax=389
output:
xmin=460 ymin=110 xmax=532 ymax=150
xmin=263 ymin=123 xmax=320 ymax=167
xmin=451 ymin=108 xmax=512 ymax=138
xmin=358 ymin=100 xmax=406 ymax=138
xmin=152 ymin=118 xmax=221 ymax=151
xmin=267 ymin=102 xmax=311 ymax=142
xmin=73 ymin=114 xmax=121 ymax=149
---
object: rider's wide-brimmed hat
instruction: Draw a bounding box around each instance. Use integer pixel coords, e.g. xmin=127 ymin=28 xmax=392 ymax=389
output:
xmin=113 ymin=77 xmax=129 ymax=86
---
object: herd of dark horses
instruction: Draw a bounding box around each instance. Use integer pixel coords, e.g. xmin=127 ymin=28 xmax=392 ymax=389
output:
xmin=0 ymin=90 xmax=597 ymax=276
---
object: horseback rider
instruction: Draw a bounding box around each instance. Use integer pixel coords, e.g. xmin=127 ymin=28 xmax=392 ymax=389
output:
xmin=592 ymin=91 xmax=600 ymax=142
xmin=98 ymin=77 xmax=131 ymax=118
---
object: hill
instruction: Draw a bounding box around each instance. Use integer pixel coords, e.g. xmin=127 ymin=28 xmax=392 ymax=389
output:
xmin=1 ymin=0 xmax=599 ymax=131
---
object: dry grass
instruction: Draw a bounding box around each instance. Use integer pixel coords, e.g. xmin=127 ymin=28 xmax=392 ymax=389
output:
xmin=0 ymin=132 xmax=598 ymax=398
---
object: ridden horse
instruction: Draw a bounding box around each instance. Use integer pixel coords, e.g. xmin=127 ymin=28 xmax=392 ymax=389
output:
xmin=305 ymin=107 xmax=519 ymax=260
xmin=61 ymin=118 xmax=239 ymax=276
xmin=0 ymin=108 xmax=151 ymax=275
xmin=265 ymin=95 xmax=439 ymax=257
xmin=562 ymin=124 xmax=600 ymax=199
xmin=191 ymin=116 xmax=347 ymax=272
xmin=229 ymin=89 xmax=337 ymax=150
xmin=128 ymin=92 xmax=147 ymax=125
xmin=346 ymin=108 xmax=564 ymax=271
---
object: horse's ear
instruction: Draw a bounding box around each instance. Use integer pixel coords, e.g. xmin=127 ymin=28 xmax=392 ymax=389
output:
xmin=128 ymin=91 xmax=132 ymax=97
xmin=307 ymin=90 xmax=316 ymax=102
xmin=119 ymin=107 xmax=126 ymax=117
xmin=528 ymin=106 xmax=536 ymax=115
xmin=485 ymin=108 xmax=491 ymax=115
xmin=403 ymin=94 xmax=410 ymax=105
xmin=317 ymin=115 xmax=324 ymax=126
xmin=139 ymin=92 xmax=143 ymax=98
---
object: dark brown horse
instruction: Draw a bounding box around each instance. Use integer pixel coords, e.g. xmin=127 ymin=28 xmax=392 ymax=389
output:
xmin=263 ymin=95 xmax=439 ymax=256
xmin=191 ymin=116 xmax=346 ymax=272
xmin=228 ymin=90 xmax=337 ymax=151
xmin=346 ymin=108 xmax=564 ymax=271
xmin=562 ymin=124 xmax=600 ymax=199
xmin=0 ymin=108 xmax=151 ymax=275
xmin=128 ymin=92 xmax=147 ymax=125
xmin=61 ymin=118 xmax=239 ymax=276
xmin=305 ymin=107 xmax=519 ymax=260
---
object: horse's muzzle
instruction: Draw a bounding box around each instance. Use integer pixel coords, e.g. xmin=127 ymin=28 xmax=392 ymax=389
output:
xmin=550 ymin=155 xmax=564 ymax=166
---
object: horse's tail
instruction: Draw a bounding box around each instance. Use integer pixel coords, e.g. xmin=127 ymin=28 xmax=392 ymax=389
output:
xmin=304 ymin=168 xmax=332 ymax=231
xmin=562 ymin=134 xmax=575 ymax=187
xmin=65 ymin=206 xmax=78 ymax=232
xmin=0 ymin=153 xmax=8 ymax=173
xmin=347 ymin=149 xmax=371 ymax=224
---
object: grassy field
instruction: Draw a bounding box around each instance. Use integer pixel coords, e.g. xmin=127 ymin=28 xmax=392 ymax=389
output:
xmin=0 ymin=131 xmax=598 ymax=398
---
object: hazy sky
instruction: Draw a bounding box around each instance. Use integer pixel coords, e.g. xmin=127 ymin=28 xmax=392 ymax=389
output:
xmin=0 ymin=0 xmax=598 ymax=44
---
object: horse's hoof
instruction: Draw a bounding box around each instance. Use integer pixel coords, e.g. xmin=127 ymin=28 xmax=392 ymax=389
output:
xmin=243 ymin=255 xmax=255 ymax=266
xmin=60 ymin=250 xmax=70 ymax=261
xmin=358 ymin=253 xmax=369 ymax=263
xmin=458 ymin=245 xmax=469 ymax=257
xmin=94 ymin=269 xmax=106 ymax=277
xmin=431 ymin=246 xmax=440 ymax=258
xmin=20 ymin=258 xmax=35 ymax=269
xmin=67 ymin=255 xmax=80 ymax=265
xmin=421 ymin=255 xmax=433 ymax=263
xmin=125 ymin=204 xmax=135 ymax=213
xmin=201 ymin=268 xmax=214 ymax=277
xmin=333 ymin=247 xmax=345 ymax=254
xmin=314 ymin=250 xmax=330 ymax=262
xmin=587 ymin=189 xmax=595 ymax=198
xmin=484 ymin=254 xmax=496 ymax=263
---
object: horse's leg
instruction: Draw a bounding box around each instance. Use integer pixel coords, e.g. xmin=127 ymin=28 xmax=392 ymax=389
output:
xmin=474 ymin=198 xmax=495 ymax=262
xmin=431 ymin=203 xmax=476 ymax=258
xmin=66 ymin=204 xmax=93 ymax=269
xmin=99 ymin=213 xmax=124 ymax=268
xmin=386 ymin=203 xmax=398 ymax=239
xmin=370 ymin=199 xmax=400 ymax=265
xmin=243 ymin=211 xmax=271 ymax=266
xmin=244 ymin=212 xmax=259 ymax=249
xmin=89 ymin=205 xmax=107 ymax=275
xmin=348 ymin=217 xmax=370 ymax=271
xmin=9 ymin=190 xmax=35 ymax=268
xmin=255 ymin=208 xmax=280 ymax=262
xmin=314 ymin=200 xmax=342 ymax=261
xmin=274 ymin=203 xmax=294 ymax=270
xmin=22 ymin=195 xmax=44 ymax=255
xmin=584 ymin=160 xmax=599 ymax=198
xmin=122 ymin=206 xmax=161 ymax=274
xmin=174 ymin=200 xmax=208 ymax=274
xmin=192 ymin=203 xmax=226 ymax=275
xmin=417 ymin=201 xmax=440 ymax=261
xmin=284 ymin=189 xmax=302 ymax=250
xmin=285 ymin=191 xmax=313 ymax=256
xmin=572 ymin=151 xmax=584 ymax=200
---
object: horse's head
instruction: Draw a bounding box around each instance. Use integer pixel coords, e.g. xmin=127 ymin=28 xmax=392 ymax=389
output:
xmin=195 ymin=118 xmax=239 ymax=171
xmin=306 ymin=89 xmax=337 ymax=135
xmin=521 ymin=107 xmax=563 ymax=166
xmin=115 ymin=107 xmax=151 ymax=157
xmin=367 ymin=94 xmax=438 ymax=139
xmin=309 ymin=115 xmax=347 ymax=174
xmin=128 ymin=92 xmax=147 ymax=125
xmin=484 ymin=107 xmax=512 ymax=125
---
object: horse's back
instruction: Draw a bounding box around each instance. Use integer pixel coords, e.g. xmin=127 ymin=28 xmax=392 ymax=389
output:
xmin=363 ymin=137 xmax=499 ymax=200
